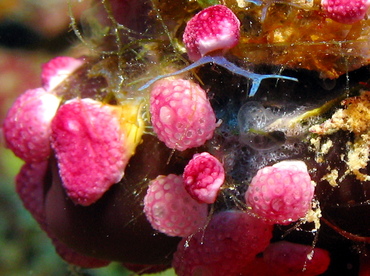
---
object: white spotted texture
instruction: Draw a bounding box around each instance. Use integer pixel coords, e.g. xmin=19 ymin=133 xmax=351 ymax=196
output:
xmin=150 ymin=78 xmax=217 ymax=151
xmin=183 ymin=152 xmax=225 ymax=204
xmin=321 ymin=0 xmax=370 ymax=24
xmin=3 ymin=88 xmax=61 ymax=162
xmin=245 ymin=160 xmax=315 ymax=225
xmin=51 ymin=98 xmax=128 ymax=206
xmin=143 ymin=174 xmax=208 ymax=237
xmin=41 ymin=56 xmax=84 ymax=91
xmin=183 ymin=5 xmax=240 ymax=61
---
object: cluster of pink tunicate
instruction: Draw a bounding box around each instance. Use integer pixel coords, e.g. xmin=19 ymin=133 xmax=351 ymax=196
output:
xmin=142 ymin=5 xmax=328 ymax=275
xmin=2 ymin=3 xmax=335 ymax=275
xmin=144 ymin=157 xmax=323 ymax=275
xmin=3 ymin=57 xmax=135 ymax=207
xmin=3 ymin=57 xmax=117 ymax=267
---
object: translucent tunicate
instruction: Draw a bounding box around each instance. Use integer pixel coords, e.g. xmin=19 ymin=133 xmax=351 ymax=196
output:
xmin=237 ymin=101 xmax=285 ymax=150
xmin=237 ymin=101 xmax=273 ymax=132
xmin=243 ymin=130 xmax=286 ymax=151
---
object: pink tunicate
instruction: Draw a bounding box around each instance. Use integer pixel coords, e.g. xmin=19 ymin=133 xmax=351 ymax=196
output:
xmin=245 ymin=160 xmax=315 ymax=225
xmin=51 ymin=98 xmax=128 ymax=206
xmin=172 ymin=210 xmax=273 ymax=276
xmin=321 ymin=0 xmax=370 ymax=24
xmin=143 ymin=174 xmax=208 ymax=237
xmin=183 ymin=5 xmax=240 ymax=61
xmin=183 ymin=152 xmax=225 ymax=204
xmin=2 ymin=88 xmax=61 ymax=162
xmin=41 ymin=56 xmax=84 ymax=91
xmin=150 ymin=78 xmax=217 ymax=151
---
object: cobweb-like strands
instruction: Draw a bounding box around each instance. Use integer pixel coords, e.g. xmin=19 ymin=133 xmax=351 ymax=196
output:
xmin=138 ymin=56 xmax=298 ymax=96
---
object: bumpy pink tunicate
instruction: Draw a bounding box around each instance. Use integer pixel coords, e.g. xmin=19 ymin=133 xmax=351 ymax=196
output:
xmin=245 ymin=160 xmax=314 ymax=225
xmin=2 ymin=56 xmax=84 ymax=163
xmin=183 ymin=5 xmax=240 ymax=61
xmin=321 ymin=0 xmax=370 ymax=24
xmin=51 ymin=98 xmax=128 ymax=206
xmin=2 ymin=88 xmax=61 ymax=162
xmin=150 ymin=78 xmax=217 ymax=151
xmin=143 ymin=174 xmax=208 ymax=237
xmin=183 ymin=152 xmax=225 ymax=204
xmin=41 ymin=56 xmax=84 ymax=91
xmin=172 ymin=210 xmax=273 ymax=276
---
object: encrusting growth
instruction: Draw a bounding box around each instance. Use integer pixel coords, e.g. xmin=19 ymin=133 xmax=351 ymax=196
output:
xmin=183 ymin=4 xmax=240 ymax=62
xmin=2 ymin=88 xmax=61 ymax=162
xmin=310 ymin=91 xmax=370 ymax=181
xmin=6 ymin=0 xmax=370 ymax=273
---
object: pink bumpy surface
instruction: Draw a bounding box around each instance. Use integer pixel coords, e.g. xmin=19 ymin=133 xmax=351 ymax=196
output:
xmin=183 ymin=5 xmax=240 ymax=61
xmin=3 ymin=88 xmax=61 ymax=162
xmin=143 ymin=174 xmax=208 ymax=237
xmin=172 ymin=210 xmax=273 ymax=276
xmin=150 ymin=78 xmax=217 ymax=151
xmin=51 ymin=98 xmax=128 ymax=206
xmin=245 ymin=160 xmax=314 ymax=225
xmin=183 ymin=152 xmax=225 ymax=204
xmin=321 ymin=0 xmax=370 ymax=24
xmin=41 ymin=56 xmax=84 ymax=91
xmin=16 ymin=161 xmax=110 ymax=268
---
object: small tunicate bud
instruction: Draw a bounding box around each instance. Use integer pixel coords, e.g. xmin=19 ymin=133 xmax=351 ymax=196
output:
xmin=41 ymin=56 xmax=84 ymax=91
xmin=139 ymin=6 xmax=297 ymax=96
xmin=245 ymin=160 xmax=315 ymax=225
xmin=143 ymin=174 xmax=208 ymax=237
xmin=183 ymin=5 xmax=241 ymax=61
xmin=183 ymin=152 xmax=225 ymax=204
